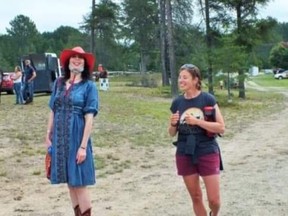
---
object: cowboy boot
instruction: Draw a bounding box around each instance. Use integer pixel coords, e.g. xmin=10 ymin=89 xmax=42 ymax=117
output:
xmin=74 ymin=205 xmax=80 ymax=216
xmin=81 ymin=208 xmax=91 ymax=216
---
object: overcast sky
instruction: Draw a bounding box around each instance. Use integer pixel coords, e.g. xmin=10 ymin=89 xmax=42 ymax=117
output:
xmin=0 ymin=0 xmax=92 ymax=34
xmin=0 ymin=0 xmax=287 ymax=34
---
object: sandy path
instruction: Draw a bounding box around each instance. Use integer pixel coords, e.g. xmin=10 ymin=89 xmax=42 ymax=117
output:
xmin=220 ymin=103 xmax=288 ymax=215
xmin=1 ymin=87 xmax=288 ymax=216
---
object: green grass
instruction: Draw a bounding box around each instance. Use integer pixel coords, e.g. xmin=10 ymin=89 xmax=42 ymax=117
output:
xmin=0 ymin=74 xmax=286 ymax=179
xmin=249 ymin=73 xmax=288 ymax=87
xmin=0 ymin=171 xmax=7 ymax=177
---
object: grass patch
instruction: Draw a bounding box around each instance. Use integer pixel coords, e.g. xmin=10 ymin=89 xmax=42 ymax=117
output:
xmin=0 ymin=171 xmax=7 ymax=177
xmin=32 ymin=170 xmax=41 ymax=175
xmin=0 ymin=74 xmax=286 ymax=179
xmin=95 ymin=155 xmax=106 ymax=170
xmin=249 ymin=73 xmax=288 ymax=87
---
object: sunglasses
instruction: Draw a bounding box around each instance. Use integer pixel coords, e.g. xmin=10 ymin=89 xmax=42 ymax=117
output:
xmin=180 ymin=64 xmax=196 ymax=70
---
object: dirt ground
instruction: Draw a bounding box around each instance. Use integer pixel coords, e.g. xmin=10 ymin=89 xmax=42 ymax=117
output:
xmin=1 ymin=86 xmax=288 ymax=216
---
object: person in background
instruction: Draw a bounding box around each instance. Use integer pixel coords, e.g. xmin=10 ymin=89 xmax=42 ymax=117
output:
xmin=0 ymin=69 xmax=3 ymax=103
xmin=219 ymin=80 xmax=224 ymax=90
xmin=22 ymin=59 xmax=36 ymax=104
xmin=168 ymin=64 xmax=225 ymax=216
xmin=99 ymin=69 xmax=108 ymax=79
xmin=94 ymin=64 xmax=104 ymax=81
xmin=45 ymin=46 xmax=98 ymax=216
xmin=97 ymin=64 xmax=104 ymax=73
xmin=11 ymin=66 xmax=24 ymax=104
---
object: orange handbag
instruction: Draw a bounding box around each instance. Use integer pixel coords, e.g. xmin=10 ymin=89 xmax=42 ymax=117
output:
xmin=45 ymin=153 xmax=51 ymax=179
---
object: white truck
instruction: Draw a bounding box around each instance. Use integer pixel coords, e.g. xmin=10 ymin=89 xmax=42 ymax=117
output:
xmin=274 ymin=70 xmax=288 ymax=80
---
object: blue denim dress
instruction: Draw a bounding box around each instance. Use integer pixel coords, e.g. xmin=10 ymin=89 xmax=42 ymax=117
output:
xmin=49 ymin=79 xmax=98 ymax=186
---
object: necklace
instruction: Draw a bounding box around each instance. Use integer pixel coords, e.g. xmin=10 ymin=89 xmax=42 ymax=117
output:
xmin=65 ymin=76 xmax=76 ymax=97
xmin=68 ymin=76 xmax=81 ymax=84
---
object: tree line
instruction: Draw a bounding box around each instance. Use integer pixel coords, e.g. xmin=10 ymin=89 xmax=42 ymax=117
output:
xmin=0 ymin=0 xmax=288 ymax=98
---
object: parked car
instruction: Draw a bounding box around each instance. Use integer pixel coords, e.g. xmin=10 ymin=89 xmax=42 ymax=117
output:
xmin=0 ymin=72 xmax=14 ymax=94
xmin=274 ymin=70 xmax=288 ymax=80
xmin=273 ymin=68 xmax=286 ymax=75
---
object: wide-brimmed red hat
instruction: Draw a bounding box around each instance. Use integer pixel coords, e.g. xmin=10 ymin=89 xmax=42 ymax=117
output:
xmin=60 ymin=46 xmax=95 ymax=72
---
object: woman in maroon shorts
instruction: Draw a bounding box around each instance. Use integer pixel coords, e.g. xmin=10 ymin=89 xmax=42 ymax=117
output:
xmin=168 ymin=64 xmax=225 ymax=216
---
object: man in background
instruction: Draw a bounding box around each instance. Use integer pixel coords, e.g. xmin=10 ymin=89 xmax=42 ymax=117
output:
xmin=0 ymin=68 xmax=3 ymax=103
xmin=22 ymin=60 xmax=36 ymax=104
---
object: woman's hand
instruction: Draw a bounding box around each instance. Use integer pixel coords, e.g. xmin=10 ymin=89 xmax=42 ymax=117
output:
xmin=44 ymin=132 xmax=52 ymax=151
xmin=76 ymin=147 xmax=87 ymax=164
xmin=170 ymin=110 xmax=180 ymax=126
xmin=184 ymin=113 xmax=199 ymax=126
xmin=169 ymin=111 xmax=180 ymax=137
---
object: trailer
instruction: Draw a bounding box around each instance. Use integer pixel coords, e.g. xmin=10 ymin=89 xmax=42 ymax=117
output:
xmin=20 ymin=53 xmax=62 ymax=93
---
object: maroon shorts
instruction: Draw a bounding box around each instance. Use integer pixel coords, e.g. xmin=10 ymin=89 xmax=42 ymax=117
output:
xmin=176 ymin=153 xmax=220 ymax=176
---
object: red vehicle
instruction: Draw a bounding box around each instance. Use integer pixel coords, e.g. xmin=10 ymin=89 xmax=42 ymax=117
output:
xmin=0 ymin=72 xmax=14 ymax=94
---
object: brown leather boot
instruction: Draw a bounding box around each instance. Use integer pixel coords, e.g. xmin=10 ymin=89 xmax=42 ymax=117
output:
xmin=74 ymin=205 xmax=80 ymax=216
xmin=81 ymin=208 xmax=91 ymax=216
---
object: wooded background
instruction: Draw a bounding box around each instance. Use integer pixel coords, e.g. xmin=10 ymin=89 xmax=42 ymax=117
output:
xmin=1 ymin=0 xmax=288 ymax=97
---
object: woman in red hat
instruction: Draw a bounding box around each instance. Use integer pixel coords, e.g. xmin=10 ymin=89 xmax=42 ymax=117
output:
xmin=45 ymin=46 xmax=98 ymax=216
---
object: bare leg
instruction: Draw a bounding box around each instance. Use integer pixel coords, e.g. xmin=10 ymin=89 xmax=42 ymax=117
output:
xmin=68 ymin=186 xmax=79 ymax=208
xmin=183 ymin=174 xmax=207 ymax=216
xmin=70 ymin=186 xmax=91 ymax=213
xmin=202 ymin=174 xmax=220 ymax=216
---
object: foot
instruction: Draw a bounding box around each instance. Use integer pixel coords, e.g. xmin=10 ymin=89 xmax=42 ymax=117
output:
xmin=73 ymin=205 xmax=80 ymax=216
xmin=81 ymin=208 xmax=91 ymax=216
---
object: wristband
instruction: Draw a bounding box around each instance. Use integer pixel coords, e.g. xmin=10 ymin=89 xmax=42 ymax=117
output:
xmin=80 ymin=146 xmax=86 ymax=150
